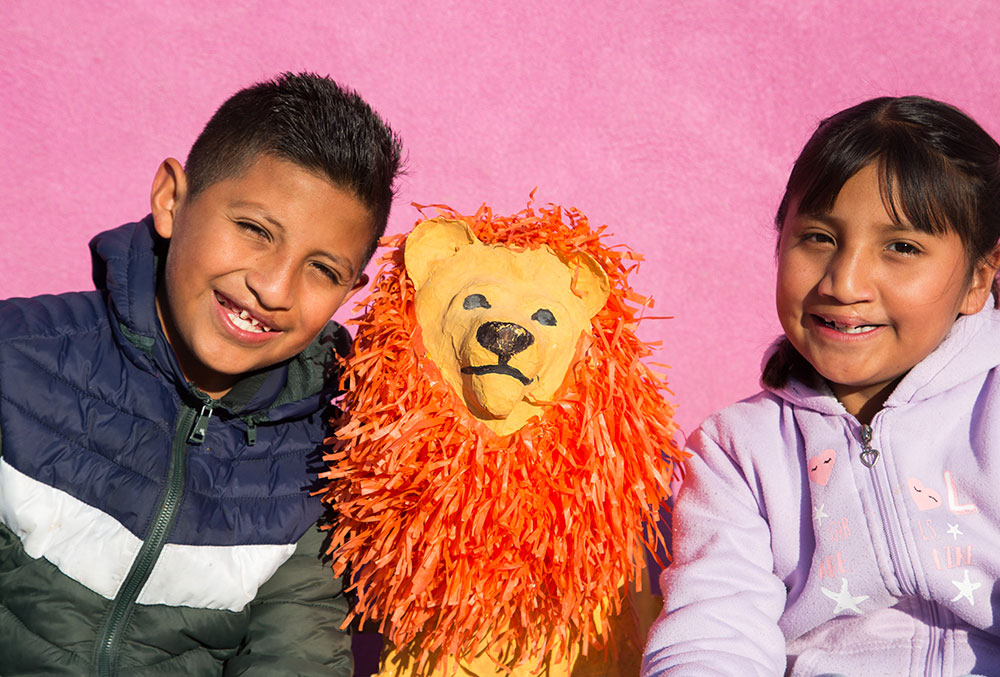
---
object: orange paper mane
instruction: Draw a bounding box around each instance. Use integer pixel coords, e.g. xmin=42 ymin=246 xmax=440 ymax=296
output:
xmin=320 ymin=200 xmax=684 ymax=672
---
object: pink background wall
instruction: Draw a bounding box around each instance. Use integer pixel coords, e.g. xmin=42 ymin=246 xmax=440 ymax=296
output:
xmin=3 ymin=1 xmax=999 ymax=439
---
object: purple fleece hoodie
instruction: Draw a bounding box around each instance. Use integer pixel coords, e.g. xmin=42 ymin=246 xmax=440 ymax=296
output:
xmin=643 ymin=303 xmax=1000 ymax=676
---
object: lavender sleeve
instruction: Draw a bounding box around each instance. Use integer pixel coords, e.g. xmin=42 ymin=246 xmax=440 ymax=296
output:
xmin=642 ymin=426 xmax=787 ymax=675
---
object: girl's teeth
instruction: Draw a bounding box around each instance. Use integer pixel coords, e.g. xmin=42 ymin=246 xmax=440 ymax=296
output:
xmin=829 ymin=321 xmax=875 ymax=334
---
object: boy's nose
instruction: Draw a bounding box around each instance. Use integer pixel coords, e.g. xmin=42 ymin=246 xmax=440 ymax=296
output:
xmin=245 ymin=258 xmax=296 ymax=310
xmin=817 ymin=249 xmax=875 ymax=303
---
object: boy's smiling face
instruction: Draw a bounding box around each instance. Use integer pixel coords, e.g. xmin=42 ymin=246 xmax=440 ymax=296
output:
xmin=151 ymin=154 xmax=372 ymax=398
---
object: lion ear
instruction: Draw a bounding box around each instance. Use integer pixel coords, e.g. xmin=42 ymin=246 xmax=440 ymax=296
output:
xmin=404 ymin=218 xmax=479 ymax=290
xmin=566 ymin=251 xmax=610 ymax=318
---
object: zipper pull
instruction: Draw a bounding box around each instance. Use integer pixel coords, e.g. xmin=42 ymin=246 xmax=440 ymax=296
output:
xmin=188 ymin=404 xmax=214 ymax=444
xmin=859 ymin=424 xmax=880 ymax=468
xmin=245 ymin=419 xmax=257 ymax=446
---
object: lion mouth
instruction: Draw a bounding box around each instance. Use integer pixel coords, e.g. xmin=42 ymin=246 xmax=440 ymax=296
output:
xmin=461 ymin=363 xmax=532 ymax=386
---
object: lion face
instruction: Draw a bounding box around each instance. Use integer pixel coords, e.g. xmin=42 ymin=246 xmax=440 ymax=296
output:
xmin=405 ymin=219 xmax=610 ymax=436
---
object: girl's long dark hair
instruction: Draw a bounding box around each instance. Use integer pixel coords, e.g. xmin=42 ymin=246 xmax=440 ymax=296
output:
xmin=764 ymin=96 xmax=1000 ymax=389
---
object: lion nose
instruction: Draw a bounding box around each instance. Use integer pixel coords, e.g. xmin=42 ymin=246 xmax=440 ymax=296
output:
xmin=477 ymin=322 xmax=534 ymax=363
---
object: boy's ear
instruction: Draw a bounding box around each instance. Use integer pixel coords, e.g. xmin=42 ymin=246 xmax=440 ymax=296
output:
xmin=150 ymin=158 xmax=188 ymax=240
xmin=343 ymin=272 xmax=370 ymax=303
xmin=960 ymin=244 xmax=1000 ymax=315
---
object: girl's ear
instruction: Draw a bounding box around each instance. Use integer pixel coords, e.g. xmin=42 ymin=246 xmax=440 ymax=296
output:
xmin=150 ymin=158 xmax=188 ymax=240
xmin=960 ymin=244 xmax=1000 ymax=315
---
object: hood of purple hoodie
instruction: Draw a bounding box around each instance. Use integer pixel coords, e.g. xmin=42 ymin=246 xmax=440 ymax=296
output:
xmin=761 ymin=298 xmax=1000 ymax=417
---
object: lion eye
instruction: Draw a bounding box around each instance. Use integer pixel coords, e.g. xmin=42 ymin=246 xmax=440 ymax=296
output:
xmin=463 ymin=294 xmax=491 ymax=310
xmin=532 ymin=309 xmax=557 ymax=326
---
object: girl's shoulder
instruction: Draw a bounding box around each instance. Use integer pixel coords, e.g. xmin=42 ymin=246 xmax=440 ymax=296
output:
xmin=699 ymin=379 xmax=840 ymax=441
xmin=699 ymin=389 xmax=784 ymax=436
xmin=693 ymin=389 xmax=798 ymax=461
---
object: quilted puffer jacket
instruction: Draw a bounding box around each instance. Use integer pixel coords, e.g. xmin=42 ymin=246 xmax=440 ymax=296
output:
xmin=0 ymin=216 xmax=353 ymax=676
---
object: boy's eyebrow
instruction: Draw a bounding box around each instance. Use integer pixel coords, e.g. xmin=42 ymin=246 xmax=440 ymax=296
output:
xmin=230 ymin=200 xmax=358 ymax=276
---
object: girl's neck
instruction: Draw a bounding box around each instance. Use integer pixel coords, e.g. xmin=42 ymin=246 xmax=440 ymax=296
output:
xmin=828 ymin=377 xmax=903 ymax=425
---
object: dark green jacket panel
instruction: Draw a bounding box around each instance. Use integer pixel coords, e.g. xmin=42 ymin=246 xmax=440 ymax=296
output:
xmin=0 ymin=522 xmax=237 ymax=675
xmin=0 ymin=523 xmax=352 ymax=675
xmin=225 ymin=527 xmax=352 ymax=675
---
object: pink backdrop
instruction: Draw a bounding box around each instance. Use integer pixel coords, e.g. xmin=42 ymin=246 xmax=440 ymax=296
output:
xmin=3 ymin=0 xmax=999 ymax=439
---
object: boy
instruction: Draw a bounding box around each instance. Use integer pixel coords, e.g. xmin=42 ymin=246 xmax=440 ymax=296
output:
xmin=0 ymin=72 xmax=402 ymax=675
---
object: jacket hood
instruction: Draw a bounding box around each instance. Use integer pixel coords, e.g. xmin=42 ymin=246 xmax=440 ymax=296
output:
xmin=763 ymin=300 xmax=1000 ymax=417
xmin=89 ymin=215 xmax=163 ymax=347
xmin=88 ymin=216 xmax=350 ymax=419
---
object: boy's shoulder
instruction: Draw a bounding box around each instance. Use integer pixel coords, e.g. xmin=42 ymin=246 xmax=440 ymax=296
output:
xmin=0 ymin=290 xmax=110 ymax=344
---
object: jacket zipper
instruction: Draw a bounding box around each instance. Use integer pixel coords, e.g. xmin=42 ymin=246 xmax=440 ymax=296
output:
xmin=924 ymin=600 xmax=943 ymax=677
xmin=93 ymin=402 xmax=207 ymax=676
xmin=859 ymin=424 xmax=879 ymax=467
xmin=858 ymin=421 xmax=919 ymax=597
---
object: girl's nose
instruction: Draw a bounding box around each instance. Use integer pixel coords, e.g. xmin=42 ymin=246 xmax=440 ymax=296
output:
xmin=245 ymin=256 xmax=296 ymax=310
xmin=817 ymin=249 xmax=874 ymax=303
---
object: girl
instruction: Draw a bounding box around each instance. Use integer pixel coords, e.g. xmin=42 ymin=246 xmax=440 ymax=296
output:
xmin=642 ymin=96 xmax=1000 ymax=675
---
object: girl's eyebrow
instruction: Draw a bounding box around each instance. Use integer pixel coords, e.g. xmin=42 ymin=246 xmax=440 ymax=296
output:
xmin=800 ymin=211 xmax=917 ymax=234
xmin=800 ymin=211 xmax=834 ymax=223
xmin=797 ymin=211 xmax=840 ymax=228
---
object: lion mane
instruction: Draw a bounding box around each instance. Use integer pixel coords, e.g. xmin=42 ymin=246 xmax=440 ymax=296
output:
xmin=320 ymin=199 xmax=684 ymax=672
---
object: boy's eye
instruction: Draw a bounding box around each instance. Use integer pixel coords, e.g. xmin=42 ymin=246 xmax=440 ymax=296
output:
xmin=532 ymin=309 xmax=557 ymax=326
xmin=313 ymin=263 xmax=343 ymax=285
xmin=237 ymin=220 xmax=271 ymax=240
xmin=463 ymin=294 xmax=491 ymax=310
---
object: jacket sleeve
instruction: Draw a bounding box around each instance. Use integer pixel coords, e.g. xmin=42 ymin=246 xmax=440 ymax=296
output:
xmin=641 ymin=427 xmax=787 ymax=676
xmin=224 ymin=525 xmax=353 ymax=676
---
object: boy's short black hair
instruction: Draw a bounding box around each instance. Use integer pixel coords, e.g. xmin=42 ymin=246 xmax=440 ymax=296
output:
xmin=184 ymin=72 xmax=404 ymax=264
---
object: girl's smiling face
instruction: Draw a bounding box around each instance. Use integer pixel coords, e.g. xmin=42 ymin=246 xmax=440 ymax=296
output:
xmin=776 ymin=163 xmax=995 ymax=419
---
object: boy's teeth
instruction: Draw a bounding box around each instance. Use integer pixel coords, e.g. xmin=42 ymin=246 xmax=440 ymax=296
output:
xmin=218 ymin=296 xmax=272 ymax=333
xmin=228 ymin=309 xmax=272 ymax=333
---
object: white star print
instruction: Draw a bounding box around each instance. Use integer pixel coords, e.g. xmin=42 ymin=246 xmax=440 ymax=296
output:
xmin=951 ymin=569 xmax=981 ymax=606
xmin=946 ymin=523 xmax=963 ymax=541
xmin=821 ymin=577 xmax=869 ymax=614
xmin=813 ymin=504 xmax=829 ymax=525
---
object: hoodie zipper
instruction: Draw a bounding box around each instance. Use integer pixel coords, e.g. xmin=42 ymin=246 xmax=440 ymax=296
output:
xmin=859 ymin=420 xmax=951 ymax=674
xmin=857 ymin=421 xmax=919 ymax=597
xmin=859 ymin=424 xmax=879 ymax=467
xmin=94 ymin=402 xmax=208 ymax=676
xmin=923 ymin=600 xmax=944 ymax=677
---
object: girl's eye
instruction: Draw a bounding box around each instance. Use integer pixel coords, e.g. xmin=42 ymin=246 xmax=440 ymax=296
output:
xmin=802 ymin=232 xmax=834 ymax=245
xmin=888 ymin=242 xmax=920 ymax=255
xmin=532 ymin=308 xmax=557 ymax=326
xmin=463 ymin=294 xmax=491 ymax=310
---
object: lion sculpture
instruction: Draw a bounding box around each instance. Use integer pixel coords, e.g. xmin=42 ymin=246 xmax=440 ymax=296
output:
xmin=321 ymin=201 xmax=684 ymax=675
